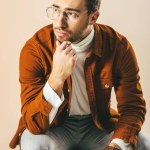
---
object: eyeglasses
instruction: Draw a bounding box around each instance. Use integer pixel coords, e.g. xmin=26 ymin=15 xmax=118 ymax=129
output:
xmin=46 ymin=6 xmax=87 ymax=23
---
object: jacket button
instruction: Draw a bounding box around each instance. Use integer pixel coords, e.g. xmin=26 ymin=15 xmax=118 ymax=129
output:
xmin=105 ymin=84 xmax=110 ymax=88
xmin=68 ymin=89 xmax=70 ymax=92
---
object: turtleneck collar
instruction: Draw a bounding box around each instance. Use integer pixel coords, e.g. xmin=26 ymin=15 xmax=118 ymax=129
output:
xmin=71 ymin=26 xmax=94 ymax=53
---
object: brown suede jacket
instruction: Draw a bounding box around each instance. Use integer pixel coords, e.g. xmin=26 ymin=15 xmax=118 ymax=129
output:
xmin=9 ymin=23 xmax=146 ymax=149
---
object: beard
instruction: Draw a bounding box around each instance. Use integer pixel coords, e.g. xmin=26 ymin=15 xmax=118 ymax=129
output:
xmin=53 ymin=18 xmax=89 ymax=43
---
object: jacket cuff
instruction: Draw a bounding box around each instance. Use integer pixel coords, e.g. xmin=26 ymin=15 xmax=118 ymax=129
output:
xmin=111 ymin=123 xmax=139 ymax=150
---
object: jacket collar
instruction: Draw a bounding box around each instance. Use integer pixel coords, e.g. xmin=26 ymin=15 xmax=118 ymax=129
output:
xmin=92 ymin=23 xmax=103 ymax=58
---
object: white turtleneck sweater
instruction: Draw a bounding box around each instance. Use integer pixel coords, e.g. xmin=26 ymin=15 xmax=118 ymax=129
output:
xmin=69 ymin=27 xmax=94 ymax=115
xmin=43 ymin=27 xmax=132 ymax=150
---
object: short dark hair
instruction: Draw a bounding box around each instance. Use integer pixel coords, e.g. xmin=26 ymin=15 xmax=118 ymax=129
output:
xmin=85 ymin=0 xmax=101 ymax=14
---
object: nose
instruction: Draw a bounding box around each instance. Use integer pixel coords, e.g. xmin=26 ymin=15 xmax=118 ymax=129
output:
xmin=57 ymin=13 xmax=67 ymax=29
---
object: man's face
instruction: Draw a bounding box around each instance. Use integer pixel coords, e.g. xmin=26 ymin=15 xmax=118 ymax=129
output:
xmin=52 ymin=0 xmax=91 ymax=43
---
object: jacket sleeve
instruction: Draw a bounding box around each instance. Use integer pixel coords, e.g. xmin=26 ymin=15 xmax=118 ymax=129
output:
xmin=112 ymin=38 xmax=146 ymax=148
xmin=19 ymin=40 xmax=53 ymax=134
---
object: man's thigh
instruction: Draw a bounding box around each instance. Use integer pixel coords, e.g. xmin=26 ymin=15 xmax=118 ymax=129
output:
xmin=80 ymin=123 xmax=114 ymax=150
xmin=20 ymin=129 xmax=70 ymax=150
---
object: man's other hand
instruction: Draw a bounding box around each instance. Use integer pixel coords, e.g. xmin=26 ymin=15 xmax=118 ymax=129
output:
xmin=103 ymin=146 xmax=121 ymax=150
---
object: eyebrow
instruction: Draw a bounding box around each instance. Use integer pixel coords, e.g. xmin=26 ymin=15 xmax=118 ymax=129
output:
xmin=52 ymin=4 xmax=81 ymax=13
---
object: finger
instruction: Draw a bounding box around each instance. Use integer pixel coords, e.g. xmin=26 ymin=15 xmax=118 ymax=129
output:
xmin=56 ymin=40 xmax=61 ymax=47
xmin=73 ymin=54 xmax=78 ymax=63
xmin=64 ymin=46 xmax=72 ymax=54
xmin=73 ymin=53 xmax=77 ymax=60
xmin=69 ymin=49 xmax=76 ymax=56
xmin=60 ymin=41 xmax=71 ymax=51
xmin=73 ymin=53 xmax=77 ymax=58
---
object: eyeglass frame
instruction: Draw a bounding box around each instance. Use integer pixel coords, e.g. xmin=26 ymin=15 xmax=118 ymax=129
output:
xmin=46 ymin=5 xmax=89 ymax=23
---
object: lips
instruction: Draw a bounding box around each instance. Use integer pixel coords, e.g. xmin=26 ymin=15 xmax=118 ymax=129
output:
xmin=55 ymin=30 xmax=69 ymax=37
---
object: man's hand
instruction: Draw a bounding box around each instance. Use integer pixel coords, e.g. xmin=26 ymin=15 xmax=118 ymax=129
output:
xmin=103 ymin=146 xmax=121 ymax=150
xmin=104 ymin=146 xmax=121 ymax=150
xmin=48 ymin=41 xmax=77 ymax=97
xmin=51 ymin=40 xmax=77 ymax=81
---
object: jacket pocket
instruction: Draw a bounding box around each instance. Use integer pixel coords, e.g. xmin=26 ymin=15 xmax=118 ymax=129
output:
xmin=95 ymin=78 xmax=114 ymax=106
xmin=99 ymin=78 xmax=114 ymax=89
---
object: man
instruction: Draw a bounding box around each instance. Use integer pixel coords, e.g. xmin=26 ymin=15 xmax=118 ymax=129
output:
xmin=9 ymin=0 xmax=149 ymax=150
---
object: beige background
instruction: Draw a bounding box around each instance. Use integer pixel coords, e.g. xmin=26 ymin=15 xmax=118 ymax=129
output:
xmin=0 ymin=0 xmax=150 ymax=149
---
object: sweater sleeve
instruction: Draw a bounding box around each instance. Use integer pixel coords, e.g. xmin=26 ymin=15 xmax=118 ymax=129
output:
xmin=43 ymin=82 xmax=64 ymax=123
xmin=111 ymin=138 xmax=133 ymax=150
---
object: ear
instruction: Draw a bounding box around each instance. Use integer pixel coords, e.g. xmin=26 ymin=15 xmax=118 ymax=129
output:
xmin=89 ymin=11 xmax=100 ymax=25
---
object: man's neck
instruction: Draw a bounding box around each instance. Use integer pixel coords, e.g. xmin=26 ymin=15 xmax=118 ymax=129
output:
xmin=71 ymin=26 xmax=94 ymax=53
xmin=72 ymin=26 xmax=93 ymax=44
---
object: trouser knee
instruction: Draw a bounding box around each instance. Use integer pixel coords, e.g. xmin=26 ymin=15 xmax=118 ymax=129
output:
xmin=20 ymin=129 xmax=52 ymax=150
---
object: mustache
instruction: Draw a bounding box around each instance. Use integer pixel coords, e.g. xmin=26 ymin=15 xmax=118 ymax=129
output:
xmin=54 ymin=27 xmax=71 ymax=34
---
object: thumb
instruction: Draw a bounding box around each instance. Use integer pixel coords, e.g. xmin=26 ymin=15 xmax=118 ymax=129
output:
xmin=56 ymin=40 xmax=61 ymax=47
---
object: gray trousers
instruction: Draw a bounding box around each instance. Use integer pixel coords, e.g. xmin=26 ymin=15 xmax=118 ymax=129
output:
xmin=20 ymin=115 xmax=150 ymax=150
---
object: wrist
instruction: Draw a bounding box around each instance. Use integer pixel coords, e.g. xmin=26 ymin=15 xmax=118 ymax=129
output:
xmin=48 ymin=74 xmax=64 ymax=97
xmin=50 ymin=71 xmax=65 ymax=83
